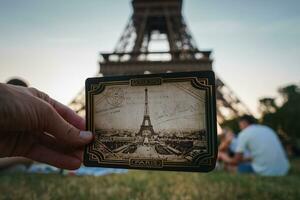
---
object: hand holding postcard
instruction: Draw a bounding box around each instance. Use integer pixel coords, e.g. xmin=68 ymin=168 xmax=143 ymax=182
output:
xmin=84 ymin=71 xmax=217 ymax=172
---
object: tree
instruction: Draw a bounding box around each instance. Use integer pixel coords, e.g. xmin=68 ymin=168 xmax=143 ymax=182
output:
xmin=221 ymin=118 xmax=240 ymax=134
xmin=277 ymin=85 xmax=300 ymax=143
xmin=259 ymin=98 xmax=278 ymax=114
xmin=260 ymin=84 xmax=300 ymax=145
xmin=259 ymin=98 xmax=279 ymax=132
xmin=221 ymin=84 xmax=300 ymax=147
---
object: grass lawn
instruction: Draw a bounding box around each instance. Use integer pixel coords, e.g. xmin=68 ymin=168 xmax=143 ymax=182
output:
xmin=1 ymin=159 xmax=300 ymax=200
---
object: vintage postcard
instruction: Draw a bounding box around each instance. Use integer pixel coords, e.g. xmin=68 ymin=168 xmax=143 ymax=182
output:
xmin=84 ymin=71 xmax=217 ymax=172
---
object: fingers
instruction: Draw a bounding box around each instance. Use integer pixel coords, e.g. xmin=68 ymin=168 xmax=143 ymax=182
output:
xmin=36 ymin=132 xmax=85 ymax=165
xmin=37 ymin=132 xmax=87 ymax=157
xmin=50 ymin=99 xmax=85 ymax=130
xmin=40 ymin=101 xmax=93 ymax=148
xmin=26 ymin=143 xmax=82 ymax=170
xmin=37 ymin=132 xmax=70 ymax=153
xmin=27 ymin=87 xmax=92 ymax=147
xmin=28 ymin=87 xmax=85 ymax=130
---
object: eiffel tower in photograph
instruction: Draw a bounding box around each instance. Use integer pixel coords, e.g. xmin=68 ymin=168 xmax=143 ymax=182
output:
xmin=70 ymin=0 xmax=251 ymax=123
xmin=137 ymin=88 xmax=155 ymax=136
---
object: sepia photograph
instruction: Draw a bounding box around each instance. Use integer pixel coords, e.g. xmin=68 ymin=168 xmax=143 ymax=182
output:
xmin=84 ymin=74 xmax=217 ymax=171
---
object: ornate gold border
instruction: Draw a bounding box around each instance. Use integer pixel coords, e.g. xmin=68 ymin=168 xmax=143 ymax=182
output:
xmin=85 ymin=76 xmax=216 ymax=169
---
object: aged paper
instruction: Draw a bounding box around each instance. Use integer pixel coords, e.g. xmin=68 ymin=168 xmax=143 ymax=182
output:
xmin=92 ymin=81 xmax=208 ymax=163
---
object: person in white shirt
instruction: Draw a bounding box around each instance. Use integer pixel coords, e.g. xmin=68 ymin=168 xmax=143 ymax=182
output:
xmin=219 ymin=115 xmax=290 ymax=176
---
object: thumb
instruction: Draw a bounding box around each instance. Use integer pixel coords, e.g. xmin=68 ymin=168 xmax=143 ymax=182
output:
xmin=40 ymin=101 xmax=93 ymax=147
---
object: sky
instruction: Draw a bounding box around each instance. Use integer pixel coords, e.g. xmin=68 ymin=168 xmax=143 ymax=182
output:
xmin=0 ymin=0 xmax=299 ymax=115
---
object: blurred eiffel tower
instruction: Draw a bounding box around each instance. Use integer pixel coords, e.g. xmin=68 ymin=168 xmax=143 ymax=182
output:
xmin=70 ymin=0 xmax=251 ymax=123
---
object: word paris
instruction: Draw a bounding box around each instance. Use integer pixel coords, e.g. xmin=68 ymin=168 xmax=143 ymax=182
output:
xmin=84 ymin=71 xmax=217 ymax=172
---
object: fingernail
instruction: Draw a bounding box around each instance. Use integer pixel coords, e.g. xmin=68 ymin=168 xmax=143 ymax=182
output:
xmin=79 ymin=131 xmax=93 ymax=140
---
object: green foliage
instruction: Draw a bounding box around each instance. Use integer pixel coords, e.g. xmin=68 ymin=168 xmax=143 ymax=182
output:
xmin=259 ymin=98 xmax=278 ymax=114
xmin=260 ymin=112 xmax=279 ymax=132
xmin=260 ymin=84 xmax=300 ymax=143
xmin=220 ymin=118 xmax=240 ymax=134
xmin=279 ymin=85 xmax=300 ymax=102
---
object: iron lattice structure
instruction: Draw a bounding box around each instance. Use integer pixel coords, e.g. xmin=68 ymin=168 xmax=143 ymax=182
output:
xmin=137 ymin=88 xmax=155 ymax=136
xmin=70 ymin=0 xmax=250 ymax=123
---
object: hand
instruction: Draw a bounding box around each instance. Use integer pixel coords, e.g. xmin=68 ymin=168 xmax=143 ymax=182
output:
xmin=218 ymin=151 xmax=231 ymax=163
xmin=0 ymin=83 xmax=93 ymax=170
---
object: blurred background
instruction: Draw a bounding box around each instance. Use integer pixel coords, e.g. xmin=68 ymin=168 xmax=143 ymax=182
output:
xmin=0 ymin=0 xmax=299 ymax=199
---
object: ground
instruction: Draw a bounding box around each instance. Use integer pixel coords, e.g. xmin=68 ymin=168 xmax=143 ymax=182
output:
xmin=0 ymin=159 xmax=299 ymax=200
